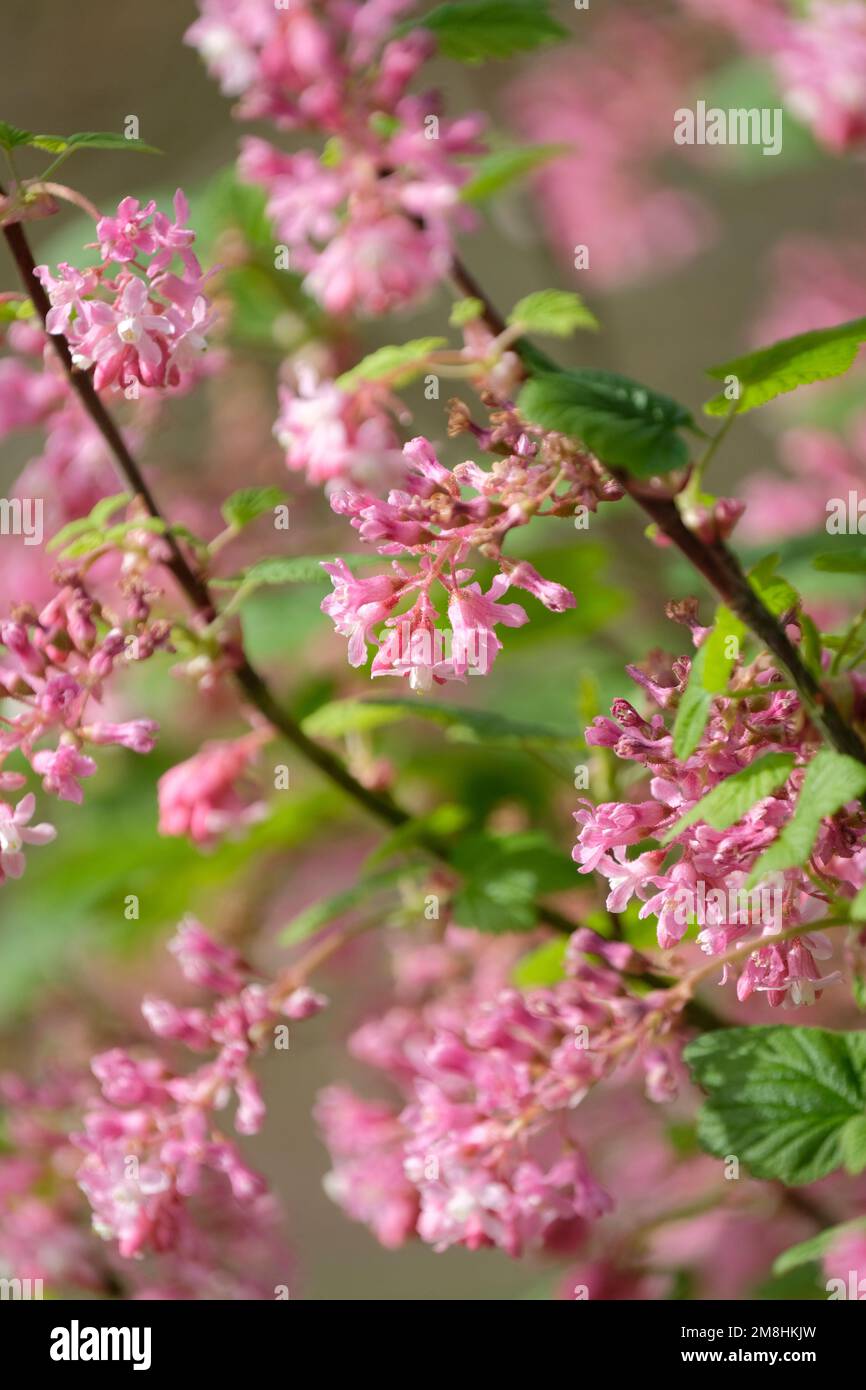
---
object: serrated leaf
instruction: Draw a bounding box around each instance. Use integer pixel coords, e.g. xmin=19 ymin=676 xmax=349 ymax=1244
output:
xmin=748 ymin=553 xmax=800 ymax=617
xmin=337 ymin=338 xmax=447 ymax=391
xmin=662 ymin=752 xmax=796 ymax=844
xmin=517 ymin=369 xmax=693 ymax=479
xmin=459 ymin=143 xmax=566 ymax=202
xmin=508 ymin=289 xmax=598 ymax=337
xmin=407 ymin=0 xmax=567 ymax=64
xmin=705 ymin=315 xmax=866 ymax=416
xmin=0 ymin=121 xmax=34 ymax=150
xmin=55 ymin=131 xmax=161 ymax=155
xmin=451 ymin=831 xmax=574 ymax=934
xmin=302 ymin=696 xmax=578 ymax=746
xmin=685 ymin=1025 xmax=866 ymax=1184
xmin=774 ymin=1218 xmax=866 ymax=1276
xmin=748 ymin=749 xmax=866 ymax=885
xmin=46 ymin=493 xmax=131 ymax=553
xmin=213 ymin=554 xmax=375 ymax=591
xmin=221 ymin=486 xmax=289 ymax=531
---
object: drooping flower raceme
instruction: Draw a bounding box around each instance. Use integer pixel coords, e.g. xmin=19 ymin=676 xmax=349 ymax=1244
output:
xmin=575 ymin=614 xmax=865 ymax=1006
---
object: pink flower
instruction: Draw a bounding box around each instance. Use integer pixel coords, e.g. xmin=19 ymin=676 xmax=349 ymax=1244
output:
xmin=95 ymin=197 xmax=157 ymax=263
xmin=31 ymin=743 xmax=97 ymax=804
xmin=446 ymin=576 xmax=528 ymax=678
xmin=0 ymin=793 xmax=56 ymax=880
xmin=157 ymin=733 xmax=267 ymax=846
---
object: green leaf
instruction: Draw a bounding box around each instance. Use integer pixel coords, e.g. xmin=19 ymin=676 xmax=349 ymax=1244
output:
xmin=46 ymin=493 xmax=131 ymax=553
xmin=41 ymin=130 xmax=161 ymax=156
xmin=841 ymin=1114 xmax=866 ymax=1175
xmin=407 ymin=0 xmax=567 ymax=64
xmin=0 ymin=121 xmax=35 ymax=150
xmin=748 ymin=749 xmax=866 ymax=885
xmin=517 ymin=369 xmax=693 ymax=478
xmin=748 ymin=553 xmax=800 ymax=617
xmin=0 ymin=298 xmax=34 ymax=323
xmin=685 ymin=1025 xmax=866 ymax=1185
xmin=220 ymin=486 xmax=289 ymax=531
xmin=459 ymin=143 xmax=566 ymax=202
xmin=673 ymin=644 xmax=712 ymax=761
xmin=700 ymin=604 xmax=746 ymax=692
xmin=449 ymin=297 xmax=484 ymax=327
xmin=813 ymin=552 xmax=866 ymax=575
xmin=213 ymin=554 xmax=375 ymax=592
xmin=662 ymin=752 xmax=796 ymax=844
xmin=452 ymin=831 xmax=575 ymax=933
xmin=704 ymin=315 xmax=866 ymax=416
xmin=279 ymin=866 xmax=407 ymax=945
xmin=774 ymin=1218 xmax=866 ymax=1276
xmin=508 ymin=289 xmax=598 ymax=337
xmin=513 ymin=936 xmax=569 ymax=988
xmin=337 ymin=337 xmax=447 ymax=391
xmin=302 ymin=696 xmax=578 ymax=746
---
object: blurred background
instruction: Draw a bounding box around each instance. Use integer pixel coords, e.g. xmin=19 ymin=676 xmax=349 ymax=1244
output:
xmin=3 ymin=0 xmax=866 ymax=1298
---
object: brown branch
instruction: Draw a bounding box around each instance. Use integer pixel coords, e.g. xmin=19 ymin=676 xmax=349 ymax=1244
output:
xmin=449 ymin=256 xmax=866 ymax=766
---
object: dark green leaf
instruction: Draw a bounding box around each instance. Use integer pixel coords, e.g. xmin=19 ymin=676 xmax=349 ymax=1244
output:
xmin=685 ymin=1025 xmax=866 ymax=1184
xmin=517 ymin=369 xmax=693 ymax=478
xmin=406 ymin=0 xmax=567 ymax=64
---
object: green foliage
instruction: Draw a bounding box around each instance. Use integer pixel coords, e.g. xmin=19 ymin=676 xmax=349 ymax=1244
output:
xmin=705 ymin=316 xmax=866 ymax=415
xmin=671 ymin=609 xmax=743 ymax=762
xmin=813 ymin=552 xmax=866 ymax=575
xmin=459 ymin=144 xmax=566 ymax=203
xmin=212 ymin=554 xmax=376 ymax=595
xmin=302 ymin=695 xmax=579 ymax=746
xmin=337 ymin=338 xmax=447 ymax=390
xmin=404 ymin=0 xmax=567 ymax=64
xmin=748 ymin=749 xmax=866 ymax=885
xmin=685 ymin=1026 xmax=866 ymax=1184
xmin=748 ymin=553 xmax=800 ymax=617
xmin=507 ymin=290 xmax=598 ymax=337
xmin=279 ymin=865 xmax=408 ymax=945
xmin=774 ymin=1218 xmax=866 ymax=1276
xmin=451 ymin=831 xmax=575 ymax=933
xmin=662 ymin=753 xmax=796 ymax=844
xmin=512 ymin=936 xmax=569 ymax=987
xmin=220 ymin=486 xmax=289 ymax=531
xmin=517 ymin=369 xmax=694 ymax=478
xmin=449 ymin=297 xmax=484 ymax=327
xmin=0 ymin=122 xmax=159 ymax=156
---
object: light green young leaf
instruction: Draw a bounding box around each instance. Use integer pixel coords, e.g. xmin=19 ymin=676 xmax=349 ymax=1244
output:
xmin=662 ymin=752 xmax=796 ymax=844
xmin=46 ymin=493 xmax=131 ymax=553
xmin=774 ymin=1218 xmax=866 ymax=1276
xmin=449 ymin=297 xmax=484 ymax=327
xmin=302 ymin=696 xmax=578 ymax=746
xmin=404 ymin=0 xmax=567 ymax=64
xmin=212 ymin=554 xmax=375 ymax=592
xmin=459 ymin=143 xmax=566 ymax=202
xmin=517 ymin=369 xmax=693 ymax=478
xmin=279 ymin=866 xmax=408 ymax=945
xmin=813 ymin=552 xmax=866 ymax=575
xmin=700 ymin=605 xmax=746 ymax=692
xmin=705 ymin=315 xmax=866 ymax=416
xmin=221 ymin=486 xmax=289 ymax=531
xmin=0 ymin=120 xmax=34 ymax=150
xmin=748 ymin=749 xmax=866 ymax=885
xmin=685 ymin=1025 xmax=866 ymax=1185
xmin=512 ymin=936 xmax=569 ymax=988
xmin=337 ymin=337 xmax=447 ymax=390
xmin=673 ymin=644 xmax=712 ymax=762
xmin=748 ymin=553 xmax=800 ymax=617
xmin=508 ymin=289 xmax=598 ymax=337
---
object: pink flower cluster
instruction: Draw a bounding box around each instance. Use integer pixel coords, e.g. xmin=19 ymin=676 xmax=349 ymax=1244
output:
xmin=575 ymin=618 xmax=865 ymax=1006
xmin=273 ymin=363 xmax=406 ymax=490
xmin=187 ymin=0 xmax=485 ymax=315
xmin=0 ymin=577 xmax=166 ymax=881
xmin=320 ymin=414 xmax=619 ymax=685
xmin=75 ymin=917 xmax=326 ymax=1259
xmin=510 ymin=13 xmax=714 ymax=288
xmin=682 ymin=0 xmax=866 ymax=152
xmin=35 ymin=191 xmax=215 ymax=393
xmin=0 ymin=1067 xmax=295 ymax=1299
xmin=317 ymin=925 xmax=688 ymax=1256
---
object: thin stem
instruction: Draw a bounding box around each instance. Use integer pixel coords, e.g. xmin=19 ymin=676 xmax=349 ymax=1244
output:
xmin=447 ymin=257 xmax=866 ymax=767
